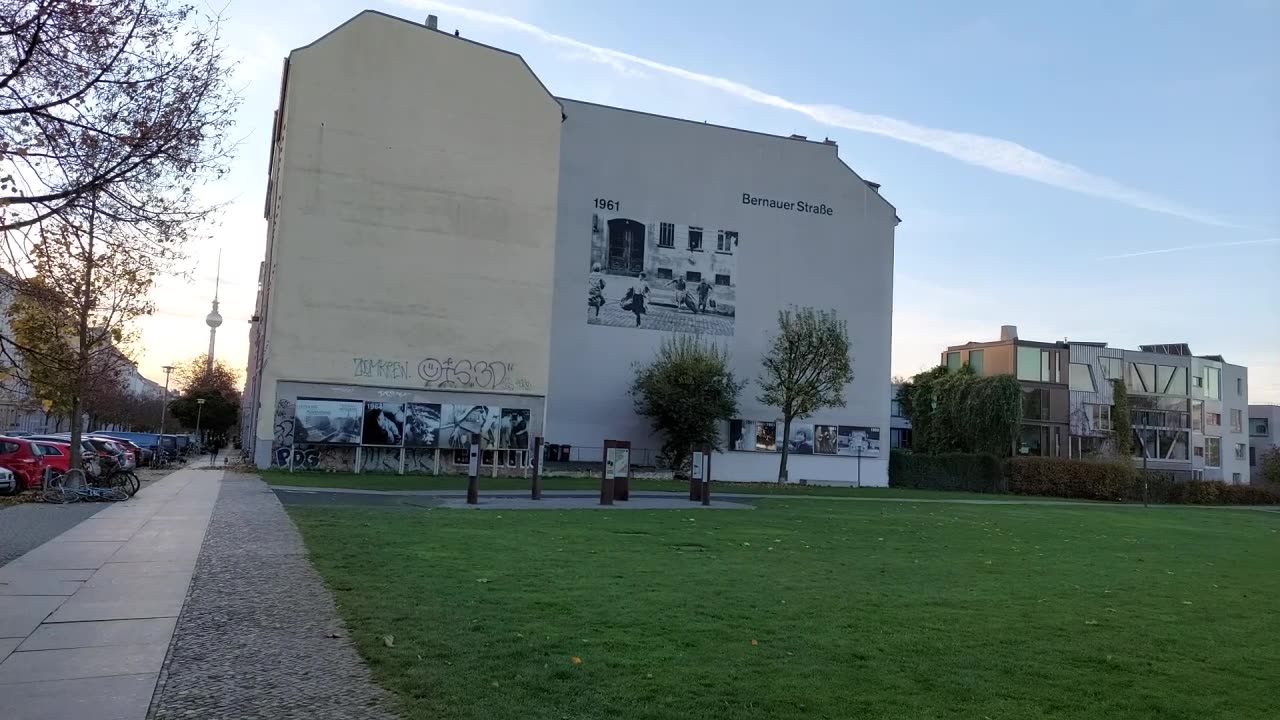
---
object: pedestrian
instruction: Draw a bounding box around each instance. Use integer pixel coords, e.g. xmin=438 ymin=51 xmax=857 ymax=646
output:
xmin=621 ymin=272 xmax=649 ymax=327
xmin=696 ymin=278 xmax=713 ymax=313
xmin=588 ymin=263 xmax=606 ymax=317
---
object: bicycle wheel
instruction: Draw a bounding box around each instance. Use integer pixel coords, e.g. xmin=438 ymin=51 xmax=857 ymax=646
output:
xmin=41 ymin=487 xmax=75 ymax=504
xmin=108 ymin=487 xmax=130 ymax=502
xmin=122 ymin=472 xmax=140 ymax=496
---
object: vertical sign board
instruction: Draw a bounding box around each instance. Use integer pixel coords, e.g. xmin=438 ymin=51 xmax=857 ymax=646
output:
xmin=531 ymin=436 xmax=544 ymax=500
xmin=701 ymin=444 xmax=712 ymax=506
xmin=466 ymin=433 xmax=481 ymax=505
xmin=601 ymin=440 xmax=632 ymax=505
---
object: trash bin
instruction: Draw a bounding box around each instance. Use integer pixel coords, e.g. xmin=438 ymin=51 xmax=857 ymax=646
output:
xmin=559 ymin=444 xmax=571 ymax=462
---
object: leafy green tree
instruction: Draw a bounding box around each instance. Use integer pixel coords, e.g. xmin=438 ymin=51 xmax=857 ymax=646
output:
xmin=168 ymin=354 xmax=241 ymax=444
xmin=631 ymin=335 xmax=743 ymax=476
xmin=757 ymin=307 xmax=854 ymax=483
xmin=1111 ymin=379 xmax=1133 ymax=458
xmin=899 ymin=364 xmax=1022 ymax=456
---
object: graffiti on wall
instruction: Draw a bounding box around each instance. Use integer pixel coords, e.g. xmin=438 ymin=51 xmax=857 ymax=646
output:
xmin=274 ymin=444 xmax=357 ymax=472
xmin=360 ymin=446 xmax=401 ymax=473
xmin=353 ymin=358 xmax=411 ymax=381
xmin=350 ymin=356 xmax=533 ymax=392
xmin=270 ymin=399 xmax=296 ymax=466
xmin=404 ymin=448 xmax=437 ymax=474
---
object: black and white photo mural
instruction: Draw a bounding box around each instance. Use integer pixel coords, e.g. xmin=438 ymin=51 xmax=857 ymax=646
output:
xmin=730 ymin=419 xmax=756 ymax=452
xmin=441 ymin=405 xmax=500 ymax=449
xmin=837 ymin=426 xmax=881 ymax=457
xmin=814 ymin=425 xmax=839 ymax=455
xmin=293 ymin=399 xmax=362 ymax=444
xmin=403 ymin=403 xmax=441 ymax=448
xmin=755 ymin=421 xmax=777 ymax=452
xmin=499 ymin=408 xmax=530 ymax=449
xmin=361 ymin=402 xmax=406 ymax=446
xmin=586 ymin=211 xmax=737 ymax=336
xmin=787 ymin=423 xmax=815 ymax=455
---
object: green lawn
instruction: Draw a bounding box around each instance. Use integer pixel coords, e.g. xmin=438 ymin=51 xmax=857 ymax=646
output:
xmin=290 ymin=499 xmax=1279 ymax=720
xmin=261 ymin=469 xmax=1053 ymax=501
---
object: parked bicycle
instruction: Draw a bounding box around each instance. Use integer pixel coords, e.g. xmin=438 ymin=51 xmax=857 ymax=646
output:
xmin=41 ymin=469 xmax=129 ymax=503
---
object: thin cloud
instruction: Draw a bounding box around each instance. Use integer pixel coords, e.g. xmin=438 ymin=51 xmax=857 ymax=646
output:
xmin=1100 ymin=237 xmax=1280 ymax=259
xmin=402 ymin=1 xmax=1239 ymax=229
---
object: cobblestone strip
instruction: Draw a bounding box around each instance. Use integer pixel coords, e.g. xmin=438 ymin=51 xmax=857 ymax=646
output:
xmin=148 ymin=473 xmax=399 ymax=720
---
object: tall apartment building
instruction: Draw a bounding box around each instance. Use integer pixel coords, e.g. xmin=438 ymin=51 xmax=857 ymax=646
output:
xmin=943 ymin=327 xmax=1250 ymax=483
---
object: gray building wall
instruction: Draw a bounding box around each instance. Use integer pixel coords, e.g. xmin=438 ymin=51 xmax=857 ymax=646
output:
xmin=1248 ymin=404 xmax=1279 ymax=482
xmin=545 ymin=100 xmax=898 ymax=484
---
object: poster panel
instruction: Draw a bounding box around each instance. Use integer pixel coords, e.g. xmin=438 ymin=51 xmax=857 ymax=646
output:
xmin=787 ymin=423 xmax=815 ymax=455
xmin=755 ymin=421 xmax=777 ymax=452
xmin=814 ymin=425 xmax=839 ymax=455
xmin=729 ymin=419 xmax=755 ymax=452
xmin=837 ymin=426 xmax=882 ymax=457
xmin=293 ymin=399 xmax=362 ymax=444
xmin=362 ymin=402 xmax=406 ymax=446
xmin=403 ymin=403 xmax=442 ymax=448
xmin=606 ymin=446 xmax=630 ymax=479
xmin=442 ymin=405 xmax=500 ymax=448
xmin=500 ymin=408 xmax=531 ymax=449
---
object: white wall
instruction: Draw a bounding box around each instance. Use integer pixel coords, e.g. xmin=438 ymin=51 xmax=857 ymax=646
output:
xmin=251 ymin=12 xmax=562 ymax=464
xmin=1221 ymin=362 xmax=1249 ymax=483
xmin=545 ymin=101 xmax=897 ymax=484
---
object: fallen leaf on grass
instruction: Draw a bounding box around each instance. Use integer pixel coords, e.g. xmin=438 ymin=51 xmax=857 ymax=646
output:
xmin=476 ymin=578 xmax=490 ymax=583
xmin=382 ymin=634 xmax=395 ymax=648
xmin=1084 ymin=620 xmax=1098 ymax=626
xmin=571 ymin=656 xmax=583 ymax=665
xmin=751 ymin=639 xmax=759 ymax=646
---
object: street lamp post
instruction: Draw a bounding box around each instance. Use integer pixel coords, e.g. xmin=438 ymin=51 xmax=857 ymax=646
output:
xmin=159 ymin=365 xmax=174 ymax=461
xmin=194 ymin=398 xmax=206 ymax=446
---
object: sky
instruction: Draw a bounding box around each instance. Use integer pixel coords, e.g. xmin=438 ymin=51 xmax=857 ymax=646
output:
xmin=143 ymin=0 xmax=1280 ymax=401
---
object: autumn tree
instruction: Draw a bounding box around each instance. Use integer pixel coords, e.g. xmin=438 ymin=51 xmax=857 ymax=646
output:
xmin=757 ymin=307 xmax=854 ymax=483
xmin=168 ymin=353 xmax=239 ymax=443
xmin=631 ymin=335 xmax=743 ymax=476
xmin=0 ymin=0 xmax=238 ymax=237
xmin=3 ymin=199 xmax=155 ymax=471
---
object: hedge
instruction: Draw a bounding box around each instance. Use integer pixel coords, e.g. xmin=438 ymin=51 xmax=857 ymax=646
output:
xmin=888 ymin=450 xmax=1005 ymax=493
xmin=892 ymin=452 xmax=1280 ymax=505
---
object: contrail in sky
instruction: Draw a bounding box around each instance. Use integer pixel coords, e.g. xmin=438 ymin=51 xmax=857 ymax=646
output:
xmin=1100 ymin=237 xmax=1279 ymax=259
xmin=402 ymin=1 xmax=1241 ymax=229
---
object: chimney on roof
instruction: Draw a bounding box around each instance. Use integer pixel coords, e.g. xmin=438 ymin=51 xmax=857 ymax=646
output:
xmin=823 ymin=137 xmax=837 ymax=145
xmin=864 ymin=180 xmax=881 ymax=193
xmin=1000 ymin=325 xmax=1018 ymax=341
xmin=789 ymin=134 xmax=807 ymax=141
xmin=426 ymin=14 xmax=438 ymax=29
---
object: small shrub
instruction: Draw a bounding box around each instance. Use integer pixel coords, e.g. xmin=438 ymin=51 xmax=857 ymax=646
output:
xmin=1167 ymin=481 xmax=1280 ymax=505
xmin=889 ymin=451 xmax=1004 ymax=493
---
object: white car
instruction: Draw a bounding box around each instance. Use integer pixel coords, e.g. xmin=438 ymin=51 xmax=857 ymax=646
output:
xmin=0 ymin=466 xmax=16 ymax=494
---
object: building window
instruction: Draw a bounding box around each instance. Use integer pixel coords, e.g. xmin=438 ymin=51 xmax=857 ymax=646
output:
xmin=1234 ymin=443 xmax=1246 ymax=461
xmin=1041 ymin=351 xmax=1051 ymax=383
xmin=1022 ymin=387 xmax=1049 ymax=421
xmin=1230 ymin=409 xmax=1242 ymax=433
xmin=1251 ymin=446 xmax=1257 ymax=466
xmin=1205 ymin=367 xmax=1221 ymax=399
xmin=1236 ymin=377 xmax=1243 ymax=396
xmin=1252 ymin=417 xmax=1271 ymax=437
xmin=1192 ymin=375 xmax=1203 ymax=388
xmin=1194 ymin=445 xmax=1204 ymax=458
xmin=1192 ymin=400 xmax=1204 ymax=432
xmin=1154 ymin=366 xmax=1187 ymax=395
xmin=714 ymin=273 xmax=731 ymax=286
xmin=658 ymin=222 xmax=675 ymax=248
xmin=1017 ymin=347 xmax=1054 ymax=382
xmin=687 ymin=226 xmax=703 ymax=251
xmin=1069 ymin=363 xmax=1096 ymax=392
xmin=1127 ymin=362 xmax=1156 ymax=393
xmin=1101 ymin=357 xmax=1124 ymax=380
xmin=1158 ymin=430 xmax=1189 ymax=460
xmin=947 ymin=352 xmax=961 ymax=371
xmin=1232 ymin=472 xmax=1242 ymax=485
xmin=890 ymin=428 xmax=913 ymax=450
xmin=1018 ymin=425 xmax=1045 ymax=456
xmin=891 ymin=400 xmax=901 ymax=417
xmin=968 ymin=349 xmax=984 ymax=375
xmin=1206 ymin=412 xmax=1221 ymax=427
xmin=655 ymin=267 xmax=673 ymax=280
xmin=716 ymin=230 xmax=737 ymax=253
xmin=1087 ymin=403 xmax=1112 ymax=431
xmin=685 ymin=271 xmax=701 ymax=283
xmin=1205 ymin=437 xmax=1221 ymax=467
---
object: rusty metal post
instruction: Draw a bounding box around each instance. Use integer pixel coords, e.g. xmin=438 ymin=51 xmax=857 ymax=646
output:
xmin=466 ymin=432 xmax=480 ymax=505
xmin=600 ymin=441 xmax=615 ymax=505
xmin=531 ymin=436 xmax=543 ymax=500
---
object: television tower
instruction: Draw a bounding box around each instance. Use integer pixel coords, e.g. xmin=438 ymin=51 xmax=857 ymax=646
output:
xmin=205 ymin=250 xmax=223 ymax=375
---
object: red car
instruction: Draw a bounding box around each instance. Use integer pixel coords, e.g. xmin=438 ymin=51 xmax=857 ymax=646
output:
xmin=0 ymin=436 xmax=46 ymax=491
xmin=31 ymin=440 xmax=72 ymax=477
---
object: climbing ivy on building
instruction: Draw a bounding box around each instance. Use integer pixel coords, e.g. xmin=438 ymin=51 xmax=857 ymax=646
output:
xmin=898 ymin=364 xmax=1023 ymax=456
xmin=1111 ymin=379 xmax=1133 ymax=458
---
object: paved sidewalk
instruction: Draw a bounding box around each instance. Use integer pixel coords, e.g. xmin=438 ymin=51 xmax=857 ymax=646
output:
xmin=0 ymin=469 xmax=221 ymax=720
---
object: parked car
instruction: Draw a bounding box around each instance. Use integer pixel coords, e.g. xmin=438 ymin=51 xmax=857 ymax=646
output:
xmin=90 ymin=435 xmax=148 ymax=468
xmin=31 ymin=440 xmax=72 ymax=476
xmin=0 ymin=436 xmax=46 ymax=491
xmin=0 ymin=466 xmax=16 ymax=494
xmin=84 ymin=437 xmax=134 ymax=470
xmin=25 ymin=436 xmax=110 ymax=478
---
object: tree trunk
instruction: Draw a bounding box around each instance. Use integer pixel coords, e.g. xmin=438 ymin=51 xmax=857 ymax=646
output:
xmin=70 ymin=197 xmax=96 ymax=473
xmin=68 ymin=394 xmax=83 ymax=473
xmin=778 ymin=414 xmax=793 ymax=483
